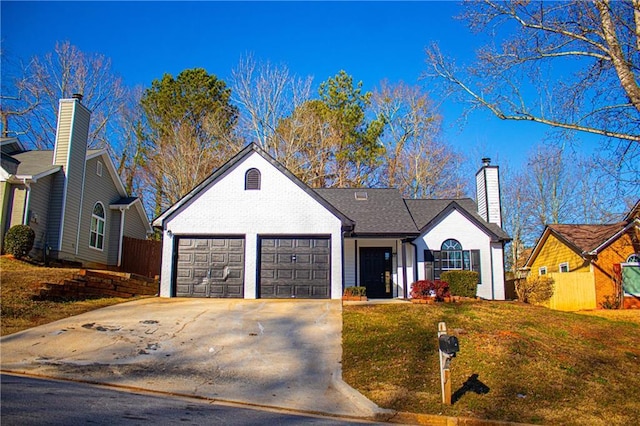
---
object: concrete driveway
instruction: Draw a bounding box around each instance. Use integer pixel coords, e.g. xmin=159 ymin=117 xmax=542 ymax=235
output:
xmin=0 ymin=298 xmax=391 ymax=419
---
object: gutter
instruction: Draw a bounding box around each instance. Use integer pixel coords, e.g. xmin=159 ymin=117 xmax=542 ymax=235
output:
xmin=584 ymin=219 xmax=640 ymax=258
xmin=406 ymin=239 xmax=418 ymax=299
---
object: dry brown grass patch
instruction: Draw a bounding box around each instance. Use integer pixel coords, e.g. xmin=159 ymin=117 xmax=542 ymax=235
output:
xmin=0 ymin=256 xmax=138 ymax=335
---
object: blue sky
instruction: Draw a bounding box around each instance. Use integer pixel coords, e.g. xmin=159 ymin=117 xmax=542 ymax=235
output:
xmin=1 ymin=1 xmax=594 ymax=172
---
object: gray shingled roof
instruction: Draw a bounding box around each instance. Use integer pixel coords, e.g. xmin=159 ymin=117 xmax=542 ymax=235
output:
xmin=110 ymin=197 xmax=139 ymax=208
xmin=405 ymin=198 xmax=510 ymax=241
xmin=4 ymin=149 xmax=104 ymax=178
xmin=8 ymin=151 xmax=59 ymax=177
xmin=315 ymin=188 xmax=420 ymax=236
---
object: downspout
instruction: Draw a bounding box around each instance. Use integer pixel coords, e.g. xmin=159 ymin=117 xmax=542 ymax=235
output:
xmin=407 ymin=239 xmax=418 ymax=298
xmin=22 ymin=178 xmax=31 ymax=225
xmin=394 ymin=239 xmax=398 ymax=298
xmin=341 ymin=233 xmax=345 ymax=296
xmin=354 ymin=239 xmax=358 ymax=286
xmin=401 ymin=240 xmax=408 ymax=299
xmin=489 ymin=244 xmax=495 ymax=300
xmin=117 ymin=206 xmax=127 ymax=267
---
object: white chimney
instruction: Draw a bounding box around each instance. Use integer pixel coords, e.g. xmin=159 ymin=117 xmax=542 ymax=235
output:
xmin=476 ymin=157 xmax=503 ymax=227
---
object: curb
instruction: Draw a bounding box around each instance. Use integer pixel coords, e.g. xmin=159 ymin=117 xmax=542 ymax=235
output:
xmin=2 ymin=370 xmax=535 ymax=425
xmin=1 ymin=370 xmax=381 ymax=421
xmin=330 ymin=367 xmax=397 ymax=421
xmin=389 ymin=412 xmax=535 ymax=425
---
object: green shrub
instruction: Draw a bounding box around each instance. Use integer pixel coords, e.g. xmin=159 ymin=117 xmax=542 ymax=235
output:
xmin=3 ymin=225 xmax=35 ymax=259
xmin=440 ymin=270 xmax=478 ymax=297
xmin=516 ymin=276 xmax=555 ymax=304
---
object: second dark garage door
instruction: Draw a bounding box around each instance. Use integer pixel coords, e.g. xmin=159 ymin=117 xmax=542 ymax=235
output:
xmin=259 ymin=237 xmax=331 ymax=299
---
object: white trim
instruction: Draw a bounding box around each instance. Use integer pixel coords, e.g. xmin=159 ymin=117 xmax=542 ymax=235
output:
xmin=117 ymin=206 xmax=126 ymax=266
xmin=89 ymin=201 xmax=106 ymax=251
xmin=539 ymin=266 xmax=547 ymax=275
xmin=559 ymin=262 xmax=569 ymax=273
xmin=74 ymin=103 xmax=88 ymax=256
xmin=87 ymin=150 xmax=128 ymax=197
xmin=626 ymin=254 xmax=640 ymax=263
xmin=96 ymin=160 xmax=103 ymax=177
xmin=21 ymin=179 xmax=31 ymax=226
xmin=587 ymin=218 xmax=640 ymax=255
xmin=11 ymin=166 xmax=62 ymax=183
xmin=54 ymin=101 xmax=68 ymax=251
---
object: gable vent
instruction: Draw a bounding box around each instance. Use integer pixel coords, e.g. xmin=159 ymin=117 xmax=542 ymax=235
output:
xmin=245 ymin=168 xmax=261 ymax=190
xmin=354 ymin=191 xmax=368 ymax=201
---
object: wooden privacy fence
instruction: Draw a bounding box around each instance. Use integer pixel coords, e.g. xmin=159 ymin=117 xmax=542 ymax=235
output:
xmin=121 ymin=236 xmax=162 ymax=278
xmin=546 ymin=271 xmax=596 ymax=311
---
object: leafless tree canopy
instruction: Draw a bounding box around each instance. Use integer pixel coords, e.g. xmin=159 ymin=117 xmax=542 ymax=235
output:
xmin=3 ymin=41 xmax=127 ymax=149
xmin=425 ymin=0 xmax=640 ymax=144
xmin=231 ymin=54 xmax=313 ymax=153
xmin=371 ymin=80 xmax=466 ymax=199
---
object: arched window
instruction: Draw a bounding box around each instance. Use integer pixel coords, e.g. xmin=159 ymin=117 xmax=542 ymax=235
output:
xmin=90 ymin=202 xmax=105 ymax=250
xmin=441 ymin=239 xmax=463 ymax=271
xmin=424 ymin=240 xmax=481 ymax=282
xmin=245 ymin=168 xmax=261 ymax=190
xmin=627 ymin=253 xmax=640 ymax=263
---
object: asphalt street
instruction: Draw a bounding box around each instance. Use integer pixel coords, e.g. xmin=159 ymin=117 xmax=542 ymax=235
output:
xmin=1 ymin=374 xmax=385 ymax=426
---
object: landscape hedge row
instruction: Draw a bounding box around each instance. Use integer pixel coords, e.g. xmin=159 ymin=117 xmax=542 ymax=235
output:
xmin=440 ymin=270 xmax=478 ymax=297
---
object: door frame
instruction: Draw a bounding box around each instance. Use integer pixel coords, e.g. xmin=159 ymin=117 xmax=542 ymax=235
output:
xmin=257 ymin=235 xmax=332 ymax=299
xmin=359 ymin=246 xmax=394 ymax=298
xmin=171 ymin=235 xmax=246 ymax=298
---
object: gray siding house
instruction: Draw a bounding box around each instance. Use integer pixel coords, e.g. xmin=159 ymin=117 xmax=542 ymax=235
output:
xmin=0 ymin=96 xmax=152 ymax=268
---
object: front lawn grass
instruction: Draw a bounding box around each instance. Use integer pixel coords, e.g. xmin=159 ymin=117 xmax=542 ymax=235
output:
xmin=343 ymin=302 xmax=640 ymax=425
xmin=0 ymin=256 xmax=138 ymax=336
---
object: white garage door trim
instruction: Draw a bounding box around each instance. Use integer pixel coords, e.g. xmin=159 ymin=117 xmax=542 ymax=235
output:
xmin=258 ymin=235 xmax=331 ymax=299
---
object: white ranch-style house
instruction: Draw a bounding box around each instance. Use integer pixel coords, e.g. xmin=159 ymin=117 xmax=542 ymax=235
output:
xmin=153 ymin=144 xmax=510 ymax=300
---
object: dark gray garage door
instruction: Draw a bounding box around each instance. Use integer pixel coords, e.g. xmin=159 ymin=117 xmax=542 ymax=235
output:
xmin=259 ymin=237 xmax=331 ymax=299
xmin=175 ymin=237 xmax=244 ymax=298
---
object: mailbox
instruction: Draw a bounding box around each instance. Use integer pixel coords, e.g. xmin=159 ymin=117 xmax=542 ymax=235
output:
xmin=438 ymin=335 xmax=460 ymax=356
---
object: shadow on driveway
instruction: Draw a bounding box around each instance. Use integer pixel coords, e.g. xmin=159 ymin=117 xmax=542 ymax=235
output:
xmin=1 ymin=298 xmax=390 ymax=419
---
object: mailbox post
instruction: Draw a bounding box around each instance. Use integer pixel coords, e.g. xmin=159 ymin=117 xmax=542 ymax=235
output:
xmin=438 ymin=321 xmax=459 ymax=405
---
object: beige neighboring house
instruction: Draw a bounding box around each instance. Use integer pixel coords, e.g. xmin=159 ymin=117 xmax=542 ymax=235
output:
xmin=0 ymin=95 xmax=152 ymax=268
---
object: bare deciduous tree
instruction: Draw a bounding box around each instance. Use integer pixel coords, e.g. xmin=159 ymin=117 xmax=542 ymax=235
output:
xmin=273 ymin=99 xmax=340 ymax=187
xmin=2 ymin=41 xmax=127 ymax=149
xmin=231 ymin=54 xmax=312 ymax=153
xmin=424 ymin=0 xmax=640 ymax=200
xmin=425 ymin=1 xmax=640 ymax=144
xmin=371 ymin=80 xmax=465 ymax=198
xmin=501 ymin=141 xmax=619 ymax=260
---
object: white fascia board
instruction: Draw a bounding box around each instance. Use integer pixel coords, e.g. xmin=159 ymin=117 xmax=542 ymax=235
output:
xmin=587 ymin=218 xmax=640 ymax=255
xmin=14 ymin=166 xmax=62 ymax=183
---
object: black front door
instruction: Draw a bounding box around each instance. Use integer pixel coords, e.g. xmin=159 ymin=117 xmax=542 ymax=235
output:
xmin=360 ymin=247 xmax=393 ymax=298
